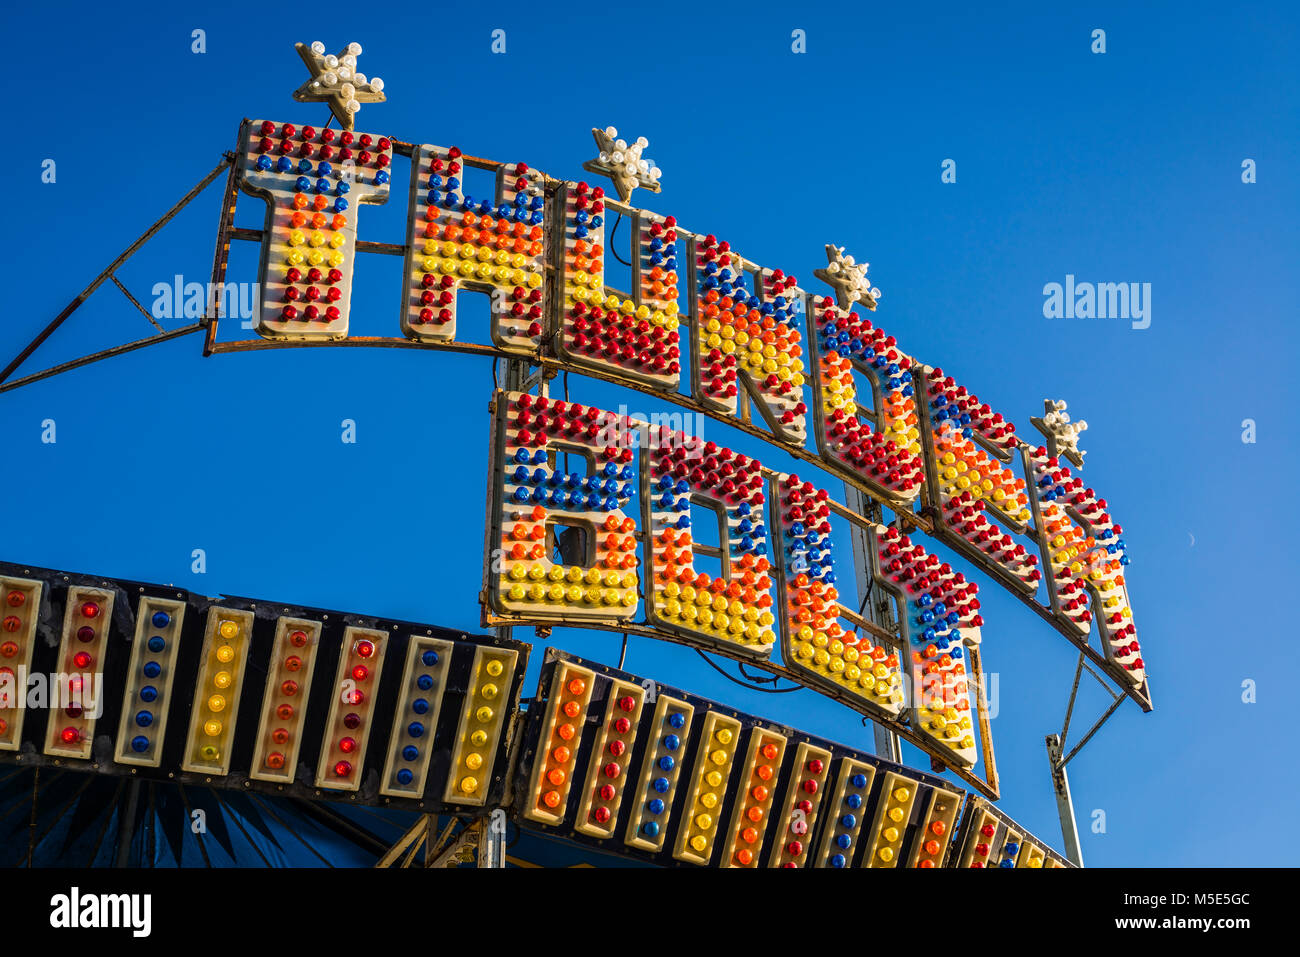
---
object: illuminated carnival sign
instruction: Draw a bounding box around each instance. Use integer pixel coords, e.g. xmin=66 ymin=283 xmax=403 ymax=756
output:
xmin=0 ymin=36 xmax=1101 ymax=808
xmin=220 ymin=67 xmax=1145 ymax=792
xmin=0 ymin=34 xmax=1153 ymax=872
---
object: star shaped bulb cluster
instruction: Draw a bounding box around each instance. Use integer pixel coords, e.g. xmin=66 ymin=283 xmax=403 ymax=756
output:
xmin=307 ymin=41 xmax=382 ymax=114
xmin=822 ymin=245 xmax=881 ymax=306
xmin=584 ymin=127 xmax=663 ymax=202
xmin=293 ymin=41 xmax=386 ymax=129
xmin=598 ymin=127 xmax=662 ymax=185
xmin=1042 ymin=401 xmax=1087 ymax=457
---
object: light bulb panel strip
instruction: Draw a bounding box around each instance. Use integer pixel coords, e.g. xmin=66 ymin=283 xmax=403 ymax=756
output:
xmin=952 ymin=796 xmax=1073 ymax=868
xmin=113 ymin=595 xmax=187 ymax=767
xmin=0 ymin=575 xmax=44 ymax=751
xmin=863 ymin=770 xmax=920 ymax=868
xmin=44 ymin=586 xmax=116 ymax=760
xmin=181 ymin=607 xmax=255 ymax=776
xmin=443 ymin=645 xmax=520 ymax=806
xmin=673 ymin=710 xmax=742 ymax=865
xmin=722 ymin=728 xmax=787 ymax=868
xmin=314 ymin=627 xmax=390 ymax=790
xmin=575 ymin=679 xmax=646 ymax=838
xmin=907 ymin=785 xmax=962 ymax=868
xmin=379 ymin=635 xmax=455 ymax=798
xmin=250 ymin=617 xmax=323 ymax=784
xmin=813 ymin=758 xmax=878 ymax=868
xmin=523 ymin=661 xmax=596 ymax=825
xmin=767 ymin=741 xmax=833 ymax=868
xmin=623 ymin=694 xmax=694 ymax=853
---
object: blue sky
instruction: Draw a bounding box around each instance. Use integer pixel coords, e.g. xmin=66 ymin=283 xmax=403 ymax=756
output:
xmin=4 ymin=1 xmax=1297 ymax=866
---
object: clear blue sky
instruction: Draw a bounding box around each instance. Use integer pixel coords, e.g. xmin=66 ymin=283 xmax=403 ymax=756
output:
xmin=5 ymin=1 xmax=1296 ymax=866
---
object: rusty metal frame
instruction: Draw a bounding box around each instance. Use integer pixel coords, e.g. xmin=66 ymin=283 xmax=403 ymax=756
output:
xmin=0 ymin=157 xmax=231 ymax=392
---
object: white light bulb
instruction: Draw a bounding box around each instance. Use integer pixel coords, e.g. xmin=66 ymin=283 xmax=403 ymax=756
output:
xmin=605 ymin=126 xmax=617 ymax=138
xmin=624 ymin=162 xmax=637 ymax=174
xmin=650 ymin=166 xmax=661 ymax=179
xmin=844 ymin=255 xmax=855 ymax=267
xmin=611 ymin=151 xmax=624 ymax=164
xmin=637 ymin=159 xmax=649 ymax=172
xmin=347 ymin=99 xmax=361 ymax=113
xmin=636 ymin=136 xmax=648 ymax=149
xmin=348 ymin=42 xmax=362 ymax=56
xmin=354 ymin=72 xmax=366 ymax=85
xmin=614 ymin=138 xmax=627 ymax=150
xmin=338 ymin=66 xmax=352 ymax=81
xmin=322 ymin=72 xmax=338 ymax=86
xmin=827 ymin=263 xmax=841 ymax=275
xmin=599 ymin=151 xmax=609 ymax=163
xmin=341 ymin=83 xmax=356 ymax=98
xmin=342 ymin=54 xmax=356 ymax=69
xmin=325 ymin=54 xmax=339 ymax=69
xmin=871 ymin=287 xmax=881 ymax=299
xmin=370 ymin=77 xmax=384 ymax=92
xmin=311 ymin=41 xmax=326 ymax=55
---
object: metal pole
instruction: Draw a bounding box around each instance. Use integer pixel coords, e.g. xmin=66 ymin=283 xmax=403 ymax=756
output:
xmin=477 ymin=813 xmax=506 ymax=868
xmin=1046 ymin=733 xmax=1084 ymax=867
xmin=845 ymin=484 xmax=902 ymax=763
xmin=113 ymin=779 xmax=143 ymax=867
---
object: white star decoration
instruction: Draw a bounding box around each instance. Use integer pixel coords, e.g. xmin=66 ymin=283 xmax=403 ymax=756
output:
xmin=292 ymin=41 xmax=386 ymax=131
xmin=581 ymin=127 xmax=662 ymax=202
xmin=814 ymin=245 xmax=882 ymax=311
xmin=1031 ymin=399 xmax=1089 ymax=467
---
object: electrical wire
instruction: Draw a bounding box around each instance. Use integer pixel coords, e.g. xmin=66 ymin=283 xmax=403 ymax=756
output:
xmin=608 ymin=212 xmax=634 ymax=267
xmin=694 ymin=649 xmax=803 ymax=694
